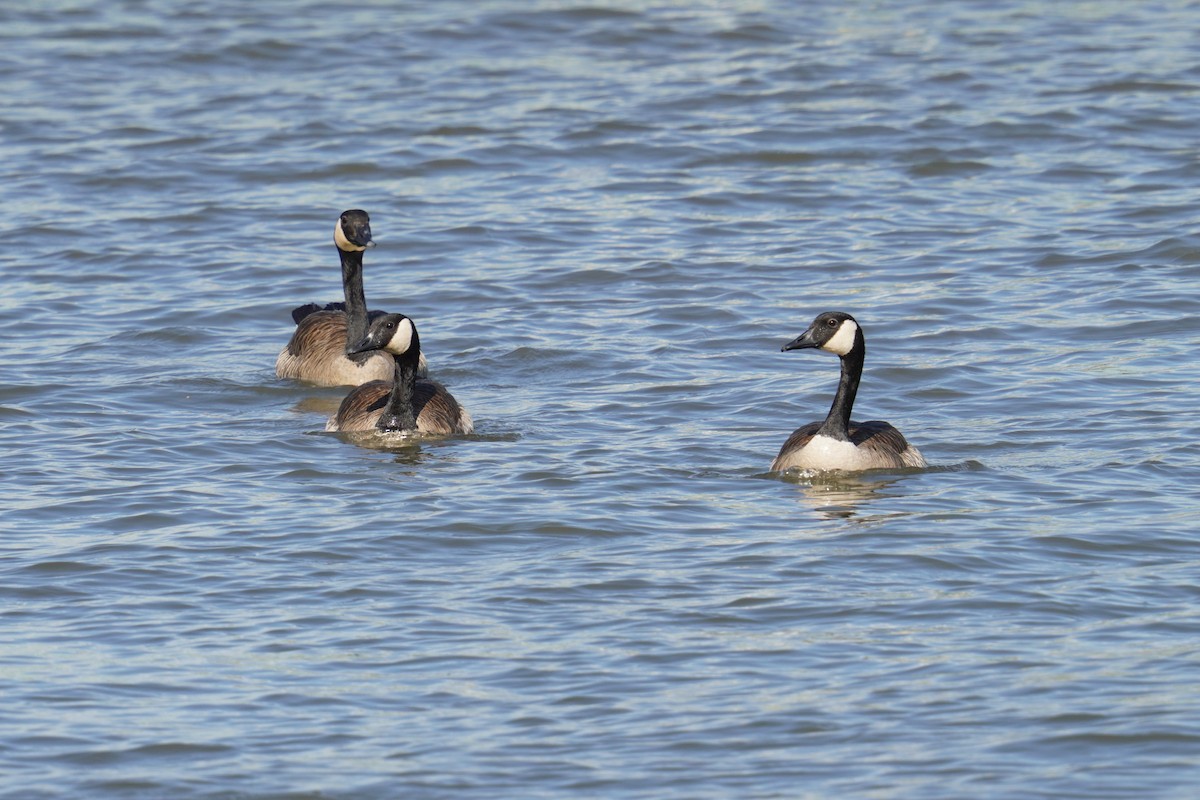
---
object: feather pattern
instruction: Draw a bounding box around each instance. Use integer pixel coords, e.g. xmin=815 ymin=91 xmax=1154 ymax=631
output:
xmin=326 ymin=377 xmax=473 ymax=435
xmin=275 ymin=309 xmax=424 ymax=384
xmin=276 ymin=310 xmax=395 ymax=385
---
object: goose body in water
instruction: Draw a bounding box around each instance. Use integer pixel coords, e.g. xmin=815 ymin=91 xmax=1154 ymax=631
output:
xmin=771 ymin=311 xmax=926 ymax=473
xmin=276 ymin=210 xmax=425 ymax=386
xmin=326 ymin=313 xmax=472 ymax=436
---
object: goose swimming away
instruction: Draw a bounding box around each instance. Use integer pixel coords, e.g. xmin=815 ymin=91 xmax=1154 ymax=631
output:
xmin=771 ymin=311 xmax=926 ymax=473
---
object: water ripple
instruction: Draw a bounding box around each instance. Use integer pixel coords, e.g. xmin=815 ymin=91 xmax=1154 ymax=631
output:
xmin=2 ymin=1 xmax=1200 ymax=798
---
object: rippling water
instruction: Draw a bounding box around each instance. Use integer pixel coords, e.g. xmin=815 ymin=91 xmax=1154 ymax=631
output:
xmin=3 ymin=1 xmax=1200 ymax=798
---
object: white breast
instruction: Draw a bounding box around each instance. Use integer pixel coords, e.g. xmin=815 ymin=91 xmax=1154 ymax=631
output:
xmin=775 ymin=434 xmax=876 ymax=472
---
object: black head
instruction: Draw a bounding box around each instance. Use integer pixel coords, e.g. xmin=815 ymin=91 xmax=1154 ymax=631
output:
xmin=334 ymin=209 xmax=375 ymax=251
xmin=347 ymin=312 xmax=417 ymax=357
xmin=781 ymin=311 xmax=862 ymax=356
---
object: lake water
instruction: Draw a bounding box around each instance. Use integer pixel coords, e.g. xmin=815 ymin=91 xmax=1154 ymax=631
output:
xmin=2 ymin=1 xmax=1199 ymax=798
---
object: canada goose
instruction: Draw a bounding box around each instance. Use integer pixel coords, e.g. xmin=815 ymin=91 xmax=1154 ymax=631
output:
xmin=771 ymin=311 xmax=926 ymax=473
xmin=326 ymin=313 xmax=473 ymax=435
xmin=275 ymin=210 xmax=425 ymax=386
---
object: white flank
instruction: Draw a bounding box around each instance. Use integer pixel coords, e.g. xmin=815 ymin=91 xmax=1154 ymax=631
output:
xmin=823 ymin=319 xmax=858 ymax=356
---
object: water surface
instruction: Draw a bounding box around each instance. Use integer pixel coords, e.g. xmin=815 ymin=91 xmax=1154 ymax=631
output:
xmin=2 ymin=1 xmax=1199 ymax=798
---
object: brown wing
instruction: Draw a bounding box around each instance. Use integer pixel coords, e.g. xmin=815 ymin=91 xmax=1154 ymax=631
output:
xmin=327 ymin=380 xmax=391 ymax=432
xmin=286 ymin=310 xmax=346 ymax=358
xmin=413 ymin=380 xmax=473 ymax=435
xmin=276 ymin=310 xmax=399 ymax=385
xmin=771 ymin=421 xmax=823 ymax=470
xmin=327 ymin=379 xmax=473 ymax=435
xmin=853 ymin=421 xmax=926 ymax=467
xmin=850 ymin=420 xmax=906 ymax=448
xmin=276 ymin=310 xmax=351 ymax=381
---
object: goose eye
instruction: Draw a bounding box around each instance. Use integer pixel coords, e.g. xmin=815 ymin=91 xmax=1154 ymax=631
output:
xmin=385 ymin=322 xmax=394 ymax=329
xmin=827 ymin=318 xmax=837 ymax=326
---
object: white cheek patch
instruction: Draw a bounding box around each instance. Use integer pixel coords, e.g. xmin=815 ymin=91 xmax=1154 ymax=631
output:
xmin=334 ymin=219 xmax=367 ymax=252
xmin=822 ymin=319 xmax=858 ymax=356
xmin=384 ymin=319 xmax=415 ymax=355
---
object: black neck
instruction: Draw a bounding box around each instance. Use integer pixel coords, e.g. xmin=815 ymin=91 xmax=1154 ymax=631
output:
xmin=816 ymin=333 xmax=864 ymax=441
xmin=339 ymin=247 xmax=369 ymax=355
xmin=377 ymin=330 xmax=423 ymax=432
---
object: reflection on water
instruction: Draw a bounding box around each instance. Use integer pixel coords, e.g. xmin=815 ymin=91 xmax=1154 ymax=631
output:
xmin=331 ymin=428 xmax=427 ymax=455
xmin=784 ymin=471 xmax=904 ymax=520
xmin=290 ymin=395 xmax=344 ymax=416
xmin=781 ymin=462 xmax=983 ymax=520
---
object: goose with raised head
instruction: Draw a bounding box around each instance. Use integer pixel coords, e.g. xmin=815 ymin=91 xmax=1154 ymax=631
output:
xmin=275 ymin=210 xmax=425 ymax=386
xmin=326 ymin=313 xmax=473 ymax=436
xmin=771 ymin=311 xmax=926 ymax=473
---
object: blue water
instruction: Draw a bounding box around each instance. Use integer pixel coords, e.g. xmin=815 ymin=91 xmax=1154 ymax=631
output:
xmin=2 ymin=1 xmax=1200 ymax=798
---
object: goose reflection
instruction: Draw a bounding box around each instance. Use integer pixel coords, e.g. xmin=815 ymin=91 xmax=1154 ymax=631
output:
xmin=785 ymin=472 xmax=901 ymax=520
xmin=291 ymin=395 xmax=343 ymax=416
